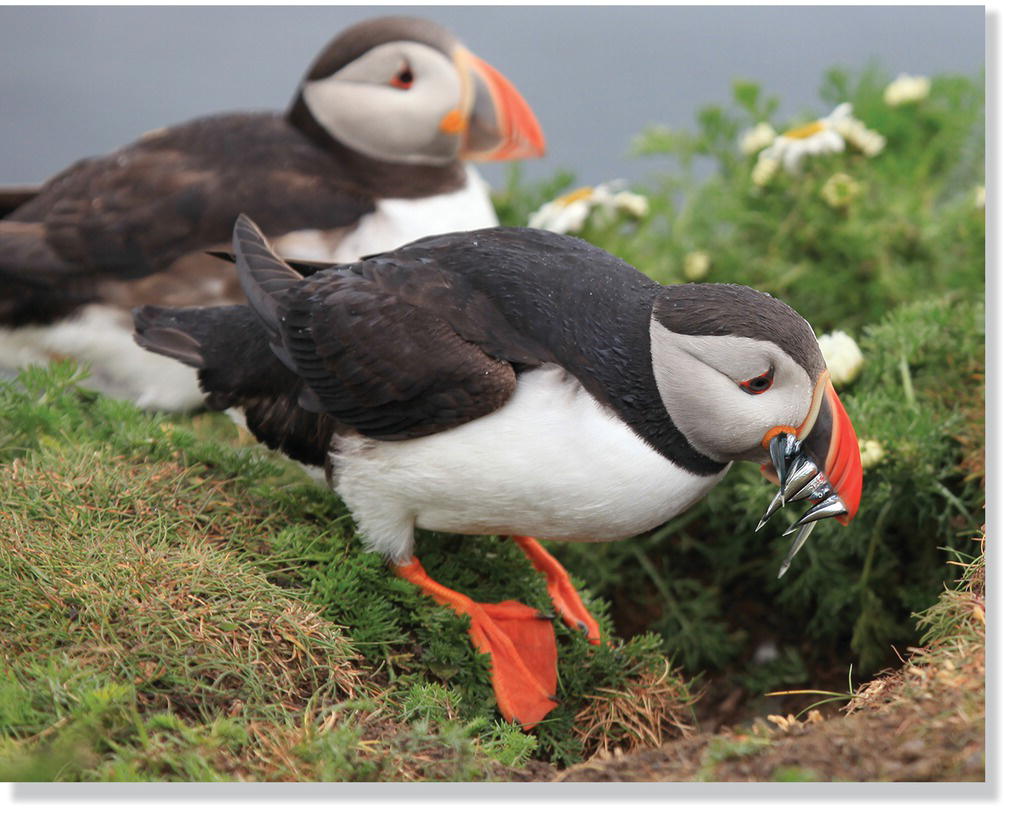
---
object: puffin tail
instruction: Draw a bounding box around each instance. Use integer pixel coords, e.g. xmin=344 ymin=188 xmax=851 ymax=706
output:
xmin=0 ymin=185 xmax=40 ymax=219
xmin=132 ymin=304 xmax=285 ymax=406
xmin=131 ymin=304 xmax=209 ymax=368
xmin=132 ymin=302 xmax=334 ymax=466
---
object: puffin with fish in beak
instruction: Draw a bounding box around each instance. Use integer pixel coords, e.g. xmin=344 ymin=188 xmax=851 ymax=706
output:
xmin=0 ymin=16 xmax=543 ymax=410
xmin=133 ymin=215 xmax=863 ymax=728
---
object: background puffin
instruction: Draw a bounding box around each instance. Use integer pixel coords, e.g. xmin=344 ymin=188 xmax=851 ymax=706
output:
xmin=0 ymin=15 xmax=543 ymax=410
xmin=133 ymin=215 xmax=864 ymax=729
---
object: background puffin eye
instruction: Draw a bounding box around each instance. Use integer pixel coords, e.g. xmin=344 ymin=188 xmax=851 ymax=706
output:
xmin=739 ymin=368 xmax=774 ymax=395
xmin=390 ymin=64 xmax=414 ymax=90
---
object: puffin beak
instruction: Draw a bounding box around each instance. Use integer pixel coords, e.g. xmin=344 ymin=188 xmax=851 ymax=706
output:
xmin=448 ymin=47 xmax=545 ymax=162
xmin=756 ymin=372 xmax=864 ymax=577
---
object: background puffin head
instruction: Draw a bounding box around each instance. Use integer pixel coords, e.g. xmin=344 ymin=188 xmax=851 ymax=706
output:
xmin=650 ymin=282 xmax=862 ymax=522
xmin=287 ymin=16 xmax=545 ymax=166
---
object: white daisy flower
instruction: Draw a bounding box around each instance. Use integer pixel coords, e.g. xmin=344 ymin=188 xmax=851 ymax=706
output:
xmin=613 ymin=190 xmax=650 ymax=219
xmin=831 ymin=105 xmax=886 ymax=157
xmin=975 ymin=185 xmax=986 ymax=209
xmin=528 ymin=187 xmax=595 ymax=233
xmin=751 ymin=155 xmax=780 ymax=187
xmin=884 ymin=73 xmax=931 ymax=106
xmin=753 ymin=104 xmax=885 ymax=179
xmin=858 ymin=438 xmax=886 ymax=469
xmin=739 ymin=122 xmax=776 ymax=155
xmin=683 ymin=251 xmax=711 ymax=280
xmin=820 ymin=172 xmax=861 ymax=208
xmin=528 ymin=182 xmax=649 ymax=234
xmin=756 ymin=107 xmax=847 ymax=175
xmin=818 ymin=329 xmax=864 ymax=386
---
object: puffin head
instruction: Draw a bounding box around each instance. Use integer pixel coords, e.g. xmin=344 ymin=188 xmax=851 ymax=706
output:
xmin=649 ymin=283 xmax=863 ymax=534
xmin=287 ymin=16 xmax=545 ymax=166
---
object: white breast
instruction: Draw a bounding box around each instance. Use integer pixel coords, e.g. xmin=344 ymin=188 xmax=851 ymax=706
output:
xmin=0 ymin=304 xmax=205 ymax=411
xmin=273 ymin=164 xmax=498 ymax=264
xmin=330 ymin=365 xmax=730 ymax=564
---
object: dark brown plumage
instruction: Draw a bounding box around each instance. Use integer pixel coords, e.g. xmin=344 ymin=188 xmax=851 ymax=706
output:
xmin=2 ymin=115 xmax=375 ymax=284
xmin=0 ymin=14 xmax=542 ymax=335
xmin=136 ymin=219 xmax=746 ymax=476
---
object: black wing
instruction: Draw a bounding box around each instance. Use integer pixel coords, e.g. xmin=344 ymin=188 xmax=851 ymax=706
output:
xmin=233 ymin=216 xmax=519 ymax=441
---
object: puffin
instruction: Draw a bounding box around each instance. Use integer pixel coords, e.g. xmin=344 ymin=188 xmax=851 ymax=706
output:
xmin=0 ymin=15 xmax=543 ymax=410
xmin=132 ymin=215 xmax=864 ymax=729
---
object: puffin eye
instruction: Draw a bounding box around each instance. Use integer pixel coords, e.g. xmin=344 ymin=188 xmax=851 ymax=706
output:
xmin=390 ymin=63 xmax=414 ymax=90
xmin=739 ymin=367 xmax=774 ymax=395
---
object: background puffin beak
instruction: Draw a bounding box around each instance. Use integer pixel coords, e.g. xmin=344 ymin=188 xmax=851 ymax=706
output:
xmin=453 ymin=48 xmax=545 ymax=162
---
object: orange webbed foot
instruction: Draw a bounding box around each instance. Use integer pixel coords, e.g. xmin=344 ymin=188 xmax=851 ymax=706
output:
xmin=394 ymin=558 xmax=558 ymax=729
xmin=513 ymin=536 xmax=602 ymax=645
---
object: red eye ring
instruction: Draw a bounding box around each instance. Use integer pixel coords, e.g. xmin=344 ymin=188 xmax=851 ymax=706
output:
xmin=739 ymin=367 xmax=774 ymax=395
xmin=390 ymin=63 xmax=414 ymax=90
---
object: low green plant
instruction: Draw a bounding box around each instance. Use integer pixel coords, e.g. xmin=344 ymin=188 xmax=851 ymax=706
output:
xmin=771 ymin=765 xmax=821 ymax=782
xmin=0 ymin=365 xmax=695 ymax=773
xmin=495 ymin=66 xmax=984 ymax=688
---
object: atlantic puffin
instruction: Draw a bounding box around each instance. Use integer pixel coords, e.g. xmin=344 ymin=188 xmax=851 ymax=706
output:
xmin=0 ymin=16 xmax=544 ymax=410
xmin=133 ymin=215 xmax=863 ymax=728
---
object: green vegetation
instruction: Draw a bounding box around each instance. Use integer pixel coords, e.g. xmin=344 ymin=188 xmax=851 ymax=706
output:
xmin=0 ymin=66 xmax=984 ymax=779
xmin=0 ymin=364 xmax=692 ymax=778
xmin=556 ymin=542 xmax=984 ymax=781
xmin=497 ymin=65 xmax=985 ymax=698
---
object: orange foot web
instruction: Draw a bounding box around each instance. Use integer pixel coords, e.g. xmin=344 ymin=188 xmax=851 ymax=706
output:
xmin=512 ymin=536 xmax=601 ymax=645
xmin=394 ymin=556 xmax=558 ymax=729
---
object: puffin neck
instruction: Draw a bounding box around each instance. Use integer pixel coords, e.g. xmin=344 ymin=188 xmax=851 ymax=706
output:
xmin=425 ymin=237 xmax=728 ymax=477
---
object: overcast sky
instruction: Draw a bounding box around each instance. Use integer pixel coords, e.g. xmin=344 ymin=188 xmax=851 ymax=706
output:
xmin=0 ymin=5 xmax=984 ymax=190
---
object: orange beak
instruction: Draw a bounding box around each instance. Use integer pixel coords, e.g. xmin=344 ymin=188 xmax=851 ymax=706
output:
xmin=759 ymin=373 xmax=863 ymax=527
xmin=818 ymin=381 xmax=863 ymax=524
xmin=449 ymin=47 xmax=545 ymax=162
xmin=756 ymin=374 xmax=863 ymax=577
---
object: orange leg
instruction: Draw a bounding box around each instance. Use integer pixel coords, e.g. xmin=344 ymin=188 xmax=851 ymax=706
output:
xmin=393 ymin=557 xmax=558 ymax=729
xmin=512 ymin=536 xmax=601 ymax=645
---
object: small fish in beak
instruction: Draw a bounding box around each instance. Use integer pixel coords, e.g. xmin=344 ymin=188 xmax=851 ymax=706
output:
xmin=757 ymin=377 xmax=864 ymax=578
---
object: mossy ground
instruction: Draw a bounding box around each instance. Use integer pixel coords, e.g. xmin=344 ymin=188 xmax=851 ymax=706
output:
xmin=0 ymin=365 xmax=694 ymax=780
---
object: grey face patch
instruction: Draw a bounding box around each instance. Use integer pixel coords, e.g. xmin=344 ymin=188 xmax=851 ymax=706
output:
xmin=653 ymin=283 xmax=825 ymax=381
xmin=648 ymin=307 xmax=819 ymax=463
xmin=301 ymin=41 xmax=463 ymax=165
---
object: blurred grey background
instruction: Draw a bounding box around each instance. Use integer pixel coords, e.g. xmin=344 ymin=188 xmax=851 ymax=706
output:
xmin=0 ymin=5 xmax=984 ymax=190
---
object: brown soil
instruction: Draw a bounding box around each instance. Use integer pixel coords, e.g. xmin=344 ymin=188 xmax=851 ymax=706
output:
xmin=549 ymin=581 xmax=985 ymax=782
